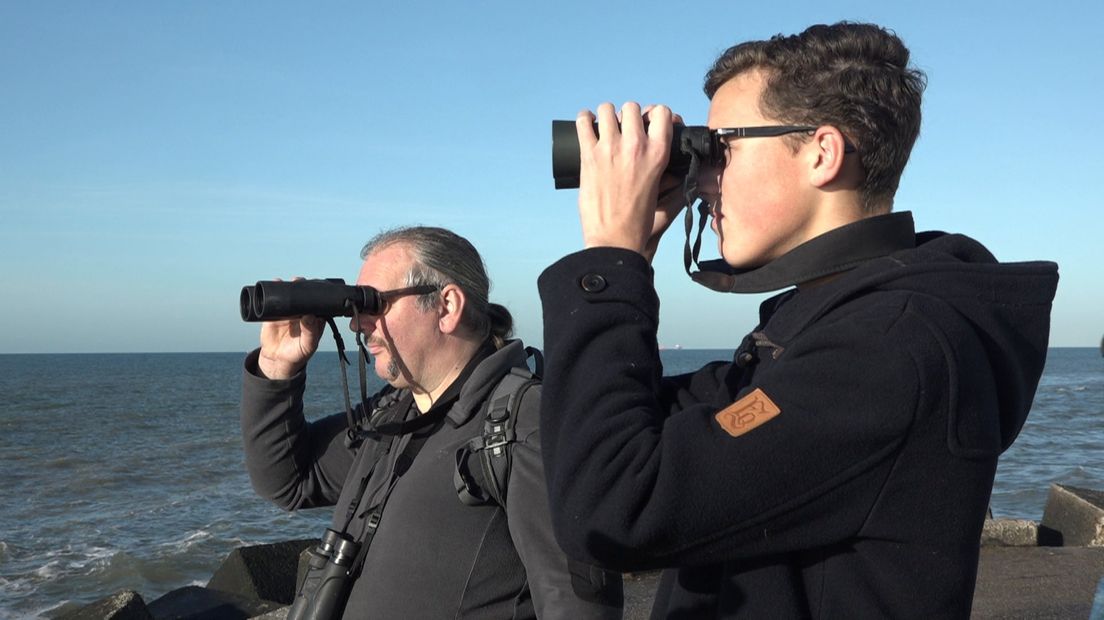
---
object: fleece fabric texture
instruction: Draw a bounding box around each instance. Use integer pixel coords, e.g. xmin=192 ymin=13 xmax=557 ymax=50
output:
xmin=241 ymin=340 xmax=621 ymax=620
xmin=537 ymin=213 xmax=1058 ymax=619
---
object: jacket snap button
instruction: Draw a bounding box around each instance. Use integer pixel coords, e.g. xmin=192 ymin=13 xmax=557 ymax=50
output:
xmin=579 ymin=274 xmax=607 ymax=292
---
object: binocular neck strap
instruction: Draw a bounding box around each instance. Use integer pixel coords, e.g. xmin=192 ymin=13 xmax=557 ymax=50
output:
xmin=325 ymin=317 xmax=360 ymax=439
xmin=680 ymin=151 xmax=711 ymax=278
xmin=350 ymin=307 xmax=374 ymax=438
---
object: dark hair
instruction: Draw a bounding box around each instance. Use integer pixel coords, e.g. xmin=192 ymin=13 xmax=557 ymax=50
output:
xmin=361 ymin=226 xmax=513 ymax=348
xmin=704 ymin=22 xmax=926 ymax=212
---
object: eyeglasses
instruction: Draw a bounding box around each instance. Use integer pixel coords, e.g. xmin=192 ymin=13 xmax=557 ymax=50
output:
xmin=712 ymin=125 xmax=856 ymax=157
xmin=366 ymin=284 xmax=439 ymax=317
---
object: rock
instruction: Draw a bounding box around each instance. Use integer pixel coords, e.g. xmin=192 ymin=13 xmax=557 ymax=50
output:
xmin=146 ymin=585 xmax=281 ymax=620
xmin=295 ymin=545 xmax=317 ymax=596
xmin=981 ymin=518 xmax=1039 ymax=546
xmin=248 ymin=607 xmax=290 ymax=620
xmin=56 ymin=590 xmax=152 ymax=620
xmin=1039 ymin=484 xmax=1104 ymax=546
xmin=207 ymin=539 xmax=317 ymax=605
xmin=971 ymin=546 xmax=1104 ymax=619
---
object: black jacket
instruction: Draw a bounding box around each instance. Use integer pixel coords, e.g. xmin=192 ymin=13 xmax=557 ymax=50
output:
xmin=241 ymin=340 xmax=621 ymax=619
xmin=537 ymin=213 xmax=1058 ymax=618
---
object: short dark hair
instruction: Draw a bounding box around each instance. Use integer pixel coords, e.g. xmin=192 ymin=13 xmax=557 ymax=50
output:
xmin=704 ymin=22 xmax=926 ymax=212
xmin=361 ymin=226 xmax=513 ymax=348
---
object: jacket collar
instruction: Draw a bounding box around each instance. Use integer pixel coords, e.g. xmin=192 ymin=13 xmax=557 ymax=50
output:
xmin=447 ymin=339 xmax=528 ymax=427
xmin=690 ymin=211 xmax=916 ymax=293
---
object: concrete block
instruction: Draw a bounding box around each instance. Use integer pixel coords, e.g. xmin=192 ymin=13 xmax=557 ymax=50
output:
xmin=295 ymin=542 xmax=322 ymax=594
xmin=1040 ymin=484 xmax=1104 ymax=547
xmin=249 ymin=607 xmax=289 ymax=620
xmin=146 ymin=585 xmax=281 ymax=620
xmin=981 ymin=519 xmax=1039 ymax=547
xmin=57 ymin=590 xmax=153 ymax=620
xmin=971 ymin=547 xmax=1104 ymax=619
xmin=207 ymin=539 xmax=317 ymax=605
xmin=616 ymin=549 xmax=1104 ymax=620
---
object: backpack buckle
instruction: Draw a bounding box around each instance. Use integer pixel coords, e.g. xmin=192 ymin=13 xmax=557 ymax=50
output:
xmin=481 ymin=423 xmax=513 ymax=454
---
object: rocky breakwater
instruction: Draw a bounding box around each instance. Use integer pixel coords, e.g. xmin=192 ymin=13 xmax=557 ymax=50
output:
xmin=58 ymin=484 xmax=1104 ymax=620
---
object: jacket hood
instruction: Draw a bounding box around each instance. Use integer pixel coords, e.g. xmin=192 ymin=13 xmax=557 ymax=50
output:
xmin=759 ymin=217 xmax=1058 ymax=452
xmin=878 ymin=232 xmax=1057 ymax=449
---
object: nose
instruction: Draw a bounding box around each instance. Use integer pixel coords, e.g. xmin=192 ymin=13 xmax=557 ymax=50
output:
xmin=697 ymin=163 xmax=722 ymax=198
xmin=349 ymin=314 xmax=377 ymax=335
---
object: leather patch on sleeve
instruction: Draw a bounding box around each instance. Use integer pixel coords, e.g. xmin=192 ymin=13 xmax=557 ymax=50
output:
xmin=715 ymin=388 xmax=781 ymax=438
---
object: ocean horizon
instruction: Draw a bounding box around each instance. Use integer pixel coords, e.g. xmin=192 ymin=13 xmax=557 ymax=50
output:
xmin=1 ymin=347 xmax=1100 ymax=618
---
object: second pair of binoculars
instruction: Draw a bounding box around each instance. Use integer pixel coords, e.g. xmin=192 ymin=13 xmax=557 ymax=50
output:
xmin=240 ymin=279 xmax=384 ymax=322
xmin=551 ymin=120 xmax=722 ymax=189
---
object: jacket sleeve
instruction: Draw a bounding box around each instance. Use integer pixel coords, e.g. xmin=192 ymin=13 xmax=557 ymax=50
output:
xmin=504 ymin=386 xmax=623 ymax=620
xmin=537 ymin=248 xmax=921 ymax=571
xmin=240 ymin=348 xmax=356 ymax=510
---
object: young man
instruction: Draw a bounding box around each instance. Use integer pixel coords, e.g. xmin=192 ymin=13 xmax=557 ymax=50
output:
xmin=538 ymin=23 xmax=1058 ymax=618
xmin=241 ymin=226 xmax=621 ymax=619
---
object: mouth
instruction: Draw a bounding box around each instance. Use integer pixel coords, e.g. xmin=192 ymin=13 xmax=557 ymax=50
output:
xmin=708 ymin=202 xmax=722 ymax=230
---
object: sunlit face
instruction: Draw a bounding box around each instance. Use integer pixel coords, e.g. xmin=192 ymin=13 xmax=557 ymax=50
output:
xmin=348 ymin=243 xmax=441 ymax=390
xmin=698 ymin=70 xmax=819 ymax=268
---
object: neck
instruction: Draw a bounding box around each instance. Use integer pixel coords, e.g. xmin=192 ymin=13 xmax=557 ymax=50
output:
xmin=410 ymin=336 xmax=484 ymax=413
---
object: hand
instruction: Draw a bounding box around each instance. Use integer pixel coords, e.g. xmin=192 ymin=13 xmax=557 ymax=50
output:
xmin=256 ymin=279 xmax=325 ymax=380
xmin=641 ymin=171 xmax=688 ymax=262
xmin=576 ymin=102 xmax=678 ymax=258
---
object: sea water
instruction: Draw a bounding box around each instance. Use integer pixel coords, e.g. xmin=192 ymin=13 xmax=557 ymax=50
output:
xmin=0 ymin=348 xmax=1100 ymax=617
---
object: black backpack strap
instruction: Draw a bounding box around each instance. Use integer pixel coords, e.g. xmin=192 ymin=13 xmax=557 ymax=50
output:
xmin=454 ymin=364 xmax=539 ymax=507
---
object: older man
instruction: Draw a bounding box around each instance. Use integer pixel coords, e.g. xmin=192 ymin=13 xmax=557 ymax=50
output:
xmin=242 ymin=226 xmax=621 ymax=619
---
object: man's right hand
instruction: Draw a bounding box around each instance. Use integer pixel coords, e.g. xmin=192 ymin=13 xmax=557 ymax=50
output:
xmin=256 ymin=279 xmax=325 ymax=380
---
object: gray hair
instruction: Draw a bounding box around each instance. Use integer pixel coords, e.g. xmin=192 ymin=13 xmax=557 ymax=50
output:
xmin=360 ymin=226 xmax=513 ymax=348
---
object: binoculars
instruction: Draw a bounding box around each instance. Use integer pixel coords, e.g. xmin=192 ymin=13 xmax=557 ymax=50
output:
xmin=286 ymin=528 xmax=360 ymax=620
xmin=240 ymin=279 xmax=383 ymax=322
xmin=551 ymin=120 xmax=721 ymax=189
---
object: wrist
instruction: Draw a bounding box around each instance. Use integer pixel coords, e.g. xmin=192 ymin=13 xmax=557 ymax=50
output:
xmin=257 ymin=355 xmax=302 ymax=381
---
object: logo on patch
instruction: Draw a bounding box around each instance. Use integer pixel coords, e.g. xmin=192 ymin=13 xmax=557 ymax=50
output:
xmin=715 ymin=388 xmax=781 ymax=438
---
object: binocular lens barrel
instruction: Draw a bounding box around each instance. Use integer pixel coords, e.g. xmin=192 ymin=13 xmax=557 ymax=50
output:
xmin=239 ymin=279 xmax=382 ymax=322
xmin=551 ymin=120 xmax=717 ymax=189
xmin=286 ymin=528 xmax=360 ymax=620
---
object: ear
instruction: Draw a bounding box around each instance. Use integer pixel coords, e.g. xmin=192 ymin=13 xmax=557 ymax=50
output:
xmin=807 ymin=126 xmax=849 ymax=188
xmin=436 ymin=284 xmax=466 ymax=335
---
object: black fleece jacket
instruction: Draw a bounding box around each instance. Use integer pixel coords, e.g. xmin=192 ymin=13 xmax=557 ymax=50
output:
xmin=537 ymin=212 xmax=1058 ymax=619
xmin=241 ymin=340 xmax=621 ymax=619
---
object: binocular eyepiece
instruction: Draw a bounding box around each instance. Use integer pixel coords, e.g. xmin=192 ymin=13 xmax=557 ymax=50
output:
xmin=240 ymin=279 xmax=383 ymax=322
xmin=551 ymin=120 xmax=722 ymax=189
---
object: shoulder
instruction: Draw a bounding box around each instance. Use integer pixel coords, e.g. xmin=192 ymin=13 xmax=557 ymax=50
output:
xmin=500 ymin=371 xmax=542 ymax=443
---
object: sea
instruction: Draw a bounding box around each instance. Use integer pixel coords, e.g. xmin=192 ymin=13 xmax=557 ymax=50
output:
xmin=0 ymin=348 xmax=1100 ymax=618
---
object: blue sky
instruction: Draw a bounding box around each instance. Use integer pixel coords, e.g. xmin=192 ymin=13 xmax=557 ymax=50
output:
xmin=1 ymin=1 xmax=1100 ymax=353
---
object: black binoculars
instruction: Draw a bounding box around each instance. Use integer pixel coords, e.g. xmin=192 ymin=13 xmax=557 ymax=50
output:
xmin=240 ymin=279 xmax=383 ymax=322
xmin=286 ymin=528 xmax=360 ymax=620
xmin=551 ymin=120 xmax=720 ymax=189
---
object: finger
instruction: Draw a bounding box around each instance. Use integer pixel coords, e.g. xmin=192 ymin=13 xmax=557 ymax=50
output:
xmin=575 ymin=109 xmax=597 ymax=149
xmin=595 ymin=102 xmax=619 ymax=139
xmin=641 ymin=104 xmax=681 ymax=126
xmin=645 ymin=105 xmax=673 ymax=140
xmin=619 ymin=102 xmax=644 ymax=137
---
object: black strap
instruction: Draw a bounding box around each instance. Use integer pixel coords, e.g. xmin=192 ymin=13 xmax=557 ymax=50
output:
xmin=679 ymin=150 xmax=709 ymax=278
xmin=454 ymin=365 xmax=539 ymax=507
xmin=325 ymin=317 xmax=359 ymax=439
xmin=345 ymin=404 xmax=447 ymax=578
